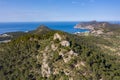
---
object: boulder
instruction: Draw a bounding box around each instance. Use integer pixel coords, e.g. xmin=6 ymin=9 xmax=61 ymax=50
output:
xmin=60 ymin=40 xmax=70 ymax=47
xmin=53 ymin=33 xmax=62 ymax=41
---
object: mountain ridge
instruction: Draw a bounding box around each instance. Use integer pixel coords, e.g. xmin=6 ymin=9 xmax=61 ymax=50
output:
xmin=0 ymin=22 xmax=120 ymax=80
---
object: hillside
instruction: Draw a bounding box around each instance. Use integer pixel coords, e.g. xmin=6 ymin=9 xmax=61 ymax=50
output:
xmin=74 ymin=21 xmax=120 ymax=56
xmin=0 ymin=25 xmax=120 ymax=80
xmin=74 ymin=21 xmax=120 ymax=36
xmin=0 ymin=25 xmax=51 ymax=43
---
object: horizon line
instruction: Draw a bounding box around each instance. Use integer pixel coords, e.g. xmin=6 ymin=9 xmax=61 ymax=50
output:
xmin=0 ymin=20 xmax=120 ymax=23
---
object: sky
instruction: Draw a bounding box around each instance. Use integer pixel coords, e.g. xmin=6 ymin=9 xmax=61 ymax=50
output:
xmin=0 ymin=0 xmax=120 ymax=22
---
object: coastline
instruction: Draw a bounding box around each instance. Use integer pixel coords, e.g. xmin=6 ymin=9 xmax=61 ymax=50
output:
xmin=0 ymin=40 xmax=11 ymax=43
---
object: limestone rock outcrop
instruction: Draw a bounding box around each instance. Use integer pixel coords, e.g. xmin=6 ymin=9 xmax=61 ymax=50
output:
xmin=60 ymin=40 xmax=70 ymax=47
xmin=53 ymin=33 xmax=62 ymax=41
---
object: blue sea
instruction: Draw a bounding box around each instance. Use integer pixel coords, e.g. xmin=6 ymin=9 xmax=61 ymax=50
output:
xmin=0 ymin=22 xmax=88 ymax=34
xmin=0 ymin=21 xmax=120 ymax=34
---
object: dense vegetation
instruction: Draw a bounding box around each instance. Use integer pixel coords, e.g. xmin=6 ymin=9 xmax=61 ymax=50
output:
xmin=0 ymin=26 xmax=120 ymax=80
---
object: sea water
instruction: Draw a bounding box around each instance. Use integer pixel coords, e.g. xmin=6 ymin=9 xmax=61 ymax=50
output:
xmin=0 ymin=21 xmax=120 ymax=34
xmin=0 ymin=22 xmax=89 ymax=34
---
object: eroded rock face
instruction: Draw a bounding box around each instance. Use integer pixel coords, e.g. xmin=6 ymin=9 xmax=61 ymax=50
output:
xmin=59 ymin=50 xmax=77 ymax=63
xmin=41 ymin=46 xmax=51 ymax=77
xmin=51 ymin=44 xmax=58 ymax=51
xmin=38 ymin=33 xmax=80 ymax=78
xmin=41 ymin=53 xmax=51 ymax=77
xmin=60 ymin=40 xmax=70 ymax=47
xmin=53 ymin=33 xmax=62 ymax=41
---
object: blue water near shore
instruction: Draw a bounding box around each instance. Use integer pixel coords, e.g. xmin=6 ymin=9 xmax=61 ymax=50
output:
xmin=0 ymin=22 xmax=89 ymax=34
xmin=0 ymin=21 xmax=120 ymax=34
